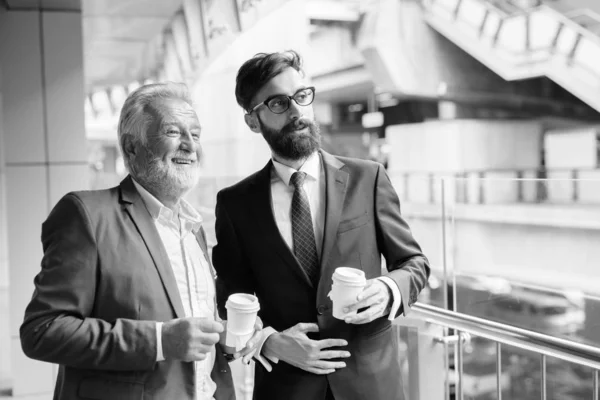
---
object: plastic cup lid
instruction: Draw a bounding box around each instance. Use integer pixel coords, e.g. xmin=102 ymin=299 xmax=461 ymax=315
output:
xmin=226 ymin=293 xmax=260 ymax=312
xmin=332 ymin=267 xmax=366 ymax=285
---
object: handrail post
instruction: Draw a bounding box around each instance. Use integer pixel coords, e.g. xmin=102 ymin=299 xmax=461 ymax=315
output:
xmin=429 ymin=173 xmax=435 ymax=204
xmin=568 ymin=33 xmax=582 ymax=65
xmin=541 ymin=354 xmax=547 ymax=400
xmin=479 ymin=8 xmax=489 ymax=37
xmin=453 ymin=0 xmax=463 ymax=20
xmin=456 ymin=331 xmax=464 ymax=400
xmin=478 ymin=171 xmax=485 ymax=204
xmin=550 ymin=22 xmax=564 ymax=53
xmin=496 ymin=342 xmax=503 ymax=400
xmin=493 ymin=18 xmax=505 ymax=47
xmin=572 ymin=169 xmax=579 ymax=203
xmin=594 ymin=369 xmax=599 ymax=400
xmin=516 ymin=170 xmax=524 ymax=202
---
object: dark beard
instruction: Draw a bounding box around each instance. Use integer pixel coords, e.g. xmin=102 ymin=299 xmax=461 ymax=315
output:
xmin=259 ymin=117 xmax=321 ymax=160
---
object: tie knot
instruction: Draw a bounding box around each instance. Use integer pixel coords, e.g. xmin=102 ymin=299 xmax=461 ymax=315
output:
xmin=290 ymin=171 xmax=307 ymax=188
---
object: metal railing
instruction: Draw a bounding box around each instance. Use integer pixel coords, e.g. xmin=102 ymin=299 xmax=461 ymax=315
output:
xmin=411 ymin=302 xmax=600 ymax=400
xmin=392 ymin=167 xmax=600 ymax=205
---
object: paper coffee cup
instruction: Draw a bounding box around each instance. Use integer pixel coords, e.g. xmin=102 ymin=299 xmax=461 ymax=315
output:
xmin=225 ymin=293 xmax=260 ymax=351
xmin=329 ymin=267 xmax=366 ymax=320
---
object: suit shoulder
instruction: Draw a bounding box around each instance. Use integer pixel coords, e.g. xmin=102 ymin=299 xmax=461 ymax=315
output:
xmin=65 ymin=186 xmax=119 ymax=206
xmin=54 ymin=186 xmax=120 ymax=217
xmin=334 ymin=155 xmax=383 ymax=182
xmin=336 ymin=155 xmax=382 ymax=171
xmin=217 ymin=169 xmax=263 ymax=199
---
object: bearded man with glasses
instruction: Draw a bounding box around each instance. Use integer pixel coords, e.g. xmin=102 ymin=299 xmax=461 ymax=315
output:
xmin=212 ymin=50 xmax=430 ymax=400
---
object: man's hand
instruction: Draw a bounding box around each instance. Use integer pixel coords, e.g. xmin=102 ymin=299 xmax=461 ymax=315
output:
xmin=219 ymin=317 xmax=264 ymax=363
xmin=239 ymin=316 xmax=264 ymax=364
xmin=262 ymin=322 xmax=350 ymax=375
xmin=343 ymin=279 xmax=392 ymax=324
xmin=162 ymin=318 xmax=224 ymax=362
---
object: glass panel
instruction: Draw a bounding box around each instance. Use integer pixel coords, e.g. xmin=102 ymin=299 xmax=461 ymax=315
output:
xmin=444 ymin=176 xmax=600 ymax=342
xmin=393 ymin=316 xmax=451 ymax=400
xmin=388 ymin=173 xmax=450 ymax=309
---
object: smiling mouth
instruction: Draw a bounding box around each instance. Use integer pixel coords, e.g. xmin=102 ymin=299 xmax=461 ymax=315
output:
xmin=172 ymin=158 xmax=196 ymax=165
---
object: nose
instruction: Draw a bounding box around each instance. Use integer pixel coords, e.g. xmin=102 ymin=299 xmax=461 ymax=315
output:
xmin=179 ymin=131 xmax=196 ymax=151
xmin=287 ymin=99 xmax=303 ymax=120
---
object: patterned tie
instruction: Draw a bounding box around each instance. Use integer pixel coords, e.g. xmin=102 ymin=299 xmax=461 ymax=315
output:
xmin=290 ymin=171 xmax=319 ymax=285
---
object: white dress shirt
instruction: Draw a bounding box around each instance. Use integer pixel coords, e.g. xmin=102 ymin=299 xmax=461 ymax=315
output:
xmin=255 ymin=151 xmax=402 ymax=368
xmin=133 ymin=180 xmax=217 ymax=400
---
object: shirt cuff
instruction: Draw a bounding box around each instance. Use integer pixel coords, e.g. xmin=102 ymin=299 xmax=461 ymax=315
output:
xmin=254 ymin=326 xmax=279 ymax=371
xmin=156 ymin=322 xmax=165 ymax=362
xmin=376 ymin=276 xmax=402 ymax=321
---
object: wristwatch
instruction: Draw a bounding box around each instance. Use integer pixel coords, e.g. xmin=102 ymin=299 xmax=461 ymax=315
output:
xmin=222 ymin=352 xmax=236 ymax=362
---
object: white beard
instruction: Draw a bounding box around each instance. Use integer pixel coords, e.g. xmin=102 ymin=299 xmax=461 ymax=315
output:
xmin=135 ymin=154 xmax=200 ymax=200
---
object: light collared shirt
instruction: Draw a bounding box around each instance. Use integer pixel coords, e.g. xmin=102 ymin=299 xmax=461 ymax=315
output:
xmin=255 ymin=151 xmax=402 ymax=368
xmin=133 ymin=180 xmax=217 ymax=400
xmin=271 ymin=151 xmax=326 ymax=259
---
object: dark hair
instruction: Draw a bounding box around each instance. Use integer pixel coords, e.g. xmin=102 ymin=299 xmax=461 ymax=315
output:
xmin=235 ymin=50 xmax=304 ymax=112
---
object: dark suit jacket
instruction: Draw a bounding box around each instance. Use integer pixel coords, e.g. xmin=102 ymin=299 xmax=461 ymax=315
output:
xmin=213 ymin=151 xmax=430 ymax=400
xmin=20 ymin=176 xmax=235 ymax=400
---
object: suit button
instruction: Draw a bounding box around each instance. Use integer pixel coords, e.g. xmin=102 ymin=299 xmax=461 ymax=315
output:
xmin=317 ymin=305 xmax=326 ymax=315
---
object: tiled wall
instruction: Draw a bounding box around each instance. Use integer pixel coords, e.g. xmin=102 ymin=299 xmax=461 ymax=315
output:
xmin=0 ymin=9 xmax=89 ymax=397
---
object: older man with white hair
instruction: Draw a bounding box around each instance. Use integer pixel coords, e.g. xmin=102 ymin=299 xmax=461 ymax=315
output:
xmin=20 ymin=82 xmax=255 ymax=400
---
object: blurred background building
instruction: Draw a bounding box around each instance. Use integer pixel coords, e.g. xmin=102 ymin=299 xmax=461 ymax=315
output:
xmin=2 ymin=0 xmax=600 ymax=399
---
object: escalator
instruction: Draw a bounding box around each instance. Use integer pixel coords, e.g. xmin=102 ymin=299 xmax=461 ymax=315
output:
xmin=421 ymin=0 xmax=600 ymax=112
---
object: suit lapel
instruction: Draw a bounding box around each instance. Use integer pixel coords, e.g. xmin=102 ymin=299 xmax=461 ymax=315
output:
xmin=320 ymin=151 xmax=348 ymax=271
xmin=250 ymin=161 xmax=315 ymax=288
xmin=119 ymin=176 xmax=186 ymax=319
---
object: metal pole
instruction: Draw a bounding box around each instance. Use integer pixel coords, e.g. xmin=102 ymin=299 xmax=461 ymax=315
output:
xmin=457 ymin=332 xmax=464 ymax=400
xmin=441 ymin=178 xmax=450 ymax=400
xmin=496 ymin=342 xmax=502 ymax=400
xmin=594 ymin=369 xmax=599 ymax=400
xmin=541 ymin=354 xmax=547 ymax=400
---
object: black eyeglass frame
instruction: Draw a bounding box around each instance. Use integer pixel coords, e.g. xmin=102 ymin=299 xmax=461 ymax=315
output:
xmin=247 ymin=86 xmax=316 ymax=115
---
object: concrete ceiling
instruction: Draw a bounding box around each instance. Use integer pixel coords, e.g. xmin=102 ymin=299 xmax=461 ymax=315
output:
xmin=4 ymin=0 xmax=183 ymax=92
xmin=82 ymin=0 xmax=183 ymax=90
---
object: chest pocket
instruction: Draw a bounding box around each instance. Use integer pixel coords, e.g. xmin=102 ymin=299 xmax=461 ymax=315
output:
xmin=338 ymin=213 xmax=370 ymax=234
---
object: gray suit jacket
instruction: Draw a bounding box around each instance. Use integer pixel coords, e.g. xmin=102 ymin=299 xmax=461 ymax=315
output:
xmin=213 ymin=150 xmax=430 ymax=400
xmin=20 ymin=176 xmax=235 ymax=400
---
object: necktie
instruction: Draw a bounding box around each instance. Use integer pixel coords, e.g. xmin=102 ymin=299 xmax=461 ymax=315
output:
xmin=290 ymin=171 xmax=319 ymax=285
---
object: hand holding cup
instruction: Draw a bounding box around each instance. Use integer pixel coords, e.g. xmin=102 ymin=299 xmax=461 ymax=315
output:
xmin=328 ymin=267 xmax=366 ymax=320
xmin=222 ymin=293 xmax=261 ymax=362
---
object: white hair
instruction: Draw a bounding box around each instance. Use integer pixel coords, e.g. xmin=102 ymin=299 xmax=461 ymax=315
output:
xmin=117 ymin=82 xmax=193 ymax=174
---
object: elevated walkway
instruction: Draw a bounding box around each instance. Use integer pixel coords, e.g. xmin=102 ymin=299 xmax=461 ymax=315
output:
xmin=422 ymin=0 xmax=600 ymax=112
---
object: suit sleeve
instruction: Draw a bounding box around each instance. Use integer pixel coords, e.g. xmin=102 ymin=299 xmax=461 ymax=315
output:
xmin=20 ymin=193 xmax=156 ymax=371
xmin=212 ymin=190 xmax=256 ymax=320
xmin=374 ymin=165 xmax=430 ymax=317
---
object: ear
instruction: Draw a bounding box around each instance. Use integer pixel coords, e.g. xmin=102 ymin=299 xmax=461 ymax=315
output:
xmin=121 ymin=134 xmax=137 ymax=159
xmin=244 ymin=114 xmax=261 ymax=134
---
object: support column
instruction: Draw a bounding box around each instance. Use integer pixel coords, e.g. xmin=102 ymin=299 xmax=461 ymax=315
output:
xmin=0 ymin=7 xmax=89 ymax=397
xmin=0 ymin=34 xmax=11 ymax=396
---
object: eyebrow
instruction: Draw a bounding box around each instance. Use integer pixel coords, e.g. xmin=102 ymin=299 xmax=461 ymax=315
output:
xmin=160 ymin=121 xmax=202 ymax=130
xmin=263 ymin=86 xmax=309 ymax=103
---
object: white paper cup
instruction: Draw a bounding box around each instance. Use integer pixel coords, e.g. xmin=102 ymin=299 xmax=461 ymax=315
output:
xmin=225 ymin=293 xmax=260 ymax=351
xmin=330 ymin=267 xmax=366 ymax=320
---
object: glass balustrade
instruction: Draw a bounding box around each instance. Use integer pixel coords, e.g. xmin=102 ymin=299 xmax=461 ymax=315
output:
xmin=392 ymin=174 xmax=600 ymax=400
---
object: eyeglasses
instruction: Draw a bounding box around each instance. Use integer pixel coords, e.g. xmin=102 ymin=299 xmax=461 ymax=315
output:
xmin=249 ymin=87 xmax=316 ymax=115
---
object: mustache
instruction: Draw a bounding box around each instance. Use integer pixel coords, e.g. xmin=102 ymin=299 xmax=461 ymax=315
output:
xmin=282 ymin=118 xmax=311 ymax=134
